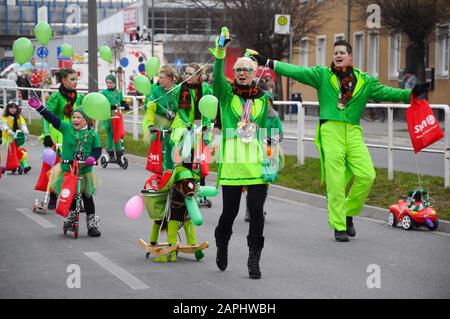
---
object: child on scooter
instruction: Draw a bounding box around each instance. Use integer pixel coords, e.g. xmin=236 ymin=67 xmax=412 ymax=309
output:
xmin=28 ymin=98 xmax=102 ymax=237
xmin=1 ymin=101 xmax=31 ymax=174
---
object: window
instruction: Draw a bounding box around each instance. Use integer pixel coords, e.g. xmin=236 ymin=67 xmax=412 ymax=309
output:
xmin=353 ymin=32 xmax=364 ymax=70
xmin=389 ymin=32 xmax=401 ymax=79
xmin=334 ymin=33 xmax=345 ymax=42
xmin=316 ymin=36 xmax=326 ymax=66
xmin=436 ymin=26 xmax=449 ymax=78
xmin=368 ymin=32 xmax=379 ymax=77
xmin=299 ymin=38 xmax=309 ymax=66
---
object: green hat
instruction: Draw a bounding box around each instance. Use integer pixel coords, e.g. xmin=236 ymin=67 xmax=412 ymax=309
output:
xmin=72 ymin=106 xmax=91 ymax=122
xmin=265 ymin=91 xmax=274 ymax=102
xmin=106 ymin=74 xmax=116 ymax=84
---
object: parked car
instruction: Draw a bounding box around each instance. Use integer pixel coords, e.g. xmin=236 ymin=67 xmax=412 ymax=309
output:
xmin=0 ymin=78 xmax=21 ymax=109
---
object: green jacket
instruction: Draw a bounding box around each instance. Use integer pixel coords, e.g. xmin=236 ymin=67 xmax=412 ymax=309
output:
xmin=274 ymin=62 xmax=411 ymax=125
xmin=42 ymin=91 xmax=84 ymax=135
xmin=100 ymin=88 xmax=124 ymax=109
xmin=171 ymin=82 xmax=213 ymax=128
xmin=213 ymin=58 xmax=270 ymax=186
xmin=57 ymin=122 xmax=102 ymax=174
xmin=142 ymin=84 xmax=178 ymax=130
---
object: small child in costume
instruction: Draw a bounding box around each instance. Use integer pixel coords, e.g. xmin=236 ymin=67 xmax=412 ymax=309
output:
xmin=1 ymin=101 xmax=31 ymax=174
xmin=29 ymin=98 xmax=102 ymax=237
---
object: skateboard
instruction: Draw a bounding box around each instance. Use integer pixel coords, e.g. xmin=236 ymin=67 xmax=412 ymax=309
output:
xmin=138 ymin=239 xmax=180 ymax=258
xmin=138 ymin=239 xmax=208 ymax=259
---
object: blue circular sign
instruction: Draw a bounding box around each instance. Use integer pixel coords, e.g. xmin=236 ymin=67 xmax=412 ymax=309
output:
xmin=120 ymin=57 xmax=129 ymax=68
xmin=37 ymin=46 xmax=49 ymax=58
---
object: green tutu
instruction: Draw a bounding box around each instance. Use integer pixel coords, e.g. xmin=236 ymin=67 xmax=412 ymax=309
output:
xmin=51 ymin=163 xmax=101 ymax=198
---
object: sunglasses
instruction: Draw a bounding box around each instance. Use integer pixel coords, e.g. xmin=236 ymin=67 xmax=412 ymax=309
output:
xmin=234 ymin=68 xmax=254 ymax=74
xmin=67 ymin=77 xmax=78 ymax=81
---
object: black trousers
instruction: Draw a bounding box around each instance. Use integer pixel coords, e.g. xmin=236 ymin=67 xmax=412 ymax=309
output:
xmin=70 ymin=194 xmax=95 ymax=215
xmin=216 ymin=184 xmax=268 ymax=238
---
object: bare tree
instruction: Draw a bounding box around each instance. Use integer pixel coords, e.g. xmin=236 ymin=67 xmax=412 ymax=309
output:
xmin=354 ymin=0 xmax=450 ymax=82
xmin=180 ymin=0 xmax=329 ymax=60
xmin=176 ymin=0 xmax=330 ymax=103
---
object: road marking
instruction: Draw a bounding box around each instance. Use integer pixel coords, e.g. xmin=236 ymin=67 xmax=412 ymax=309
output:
xmin=16 ymin=208 xmax=57 ymax=228
xmin=84 ymin=252 xmax=149 ymax=290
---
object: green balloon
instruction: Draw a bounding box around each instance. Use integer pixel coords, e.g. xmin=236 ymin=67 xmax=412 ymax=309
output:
xmin=12 ymin=37 xmax=34 ymax=65
xmin=145 ymin=57 xmax=160 ymax=78
xmin=82 ymin=92 xmax=110 ymax=120
xmin=196 ymin=186 xmax=218 ymax=197
xmin=134 ymin=75 xmax=152 ymax=96
xmin=99 ymin=45 xmax=112 ymax=63
xmin=60 ymin=43 xmax=73 ymax=58
xmin=34 ymin=22 xmax=52 ymax=46
xmin=185 ymin=197 xmax=203 ymax=226
xmin=198 ymin=95 xmax=218 ymax=120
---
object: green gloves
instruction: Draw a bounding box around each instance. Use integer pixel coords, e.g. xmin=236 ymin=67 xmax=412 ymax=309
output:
xmin=208 ymin=26 xmax=230 ymax=59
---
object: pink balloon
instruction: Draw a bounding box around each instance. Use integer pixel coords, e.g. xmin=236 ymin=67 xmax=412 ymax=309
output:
xmin=42 ymin=148 xmax=56 ymax=166
xmin=124 ymin=195 xmax=144 ymax=220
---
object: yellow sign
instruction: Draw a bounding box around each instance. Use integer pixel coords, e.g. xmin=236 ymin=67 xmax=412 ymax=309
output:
xmin=274 ymin=14 xmax=290 ymax=35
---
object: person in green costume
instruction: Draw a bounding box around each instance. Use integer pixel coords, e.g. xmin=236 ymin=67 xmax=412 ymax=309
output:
xmin=141 ymin=65 xmax=178 ymax=171
xmin=40 ymin=69 xmax=84 ymax=210
xmin=171 ymin=63 xmax=214 ymax=206
xmin=210 ymin=27 xmax=272 ymax=279
xmin=249 ymin=39 xmax=430 ymax=242
xmin=29 ymin=98 xmax=102 ymax=237
xmin=100 ymin=74 xmax=129 ymax=163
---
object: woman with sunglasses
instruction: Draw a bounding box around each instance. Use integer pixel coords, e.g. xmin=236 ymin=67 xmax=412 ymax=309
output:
xmin=1 ymin=102 xmax=31 ymax=174
xmin=210 ymin=27 xmax=272 ymax=279
xmin=39 ymin=69 xmax=84 ymax=209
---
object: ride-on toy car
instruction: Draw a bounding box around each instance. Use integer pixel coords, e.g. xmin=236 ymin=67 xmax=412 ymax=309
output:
xmin=388 ymin=188 xmax=439 ymax=231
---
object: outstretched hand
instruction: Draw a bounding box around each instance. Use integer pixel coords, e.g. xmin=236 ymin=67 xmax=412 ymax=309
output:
xmin=412 ymin=82 xmax=431 ymax=98
xmin=246 ymin=49 xmax=274 ymax=69
xmin=28 ymin=97 xmax=41 ymax=109
xmin=208 ymin=26 xmax=230 ymax=59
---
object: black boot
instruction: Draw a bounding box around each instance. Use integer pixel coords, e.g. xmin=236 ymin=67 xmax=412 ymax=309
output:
xmin=334 ymin=230 xmax=349 ymax=242
xmin=247 ymin=236 xmax=264 ymax=279
xmin=115 ymin=150 xmax=124 ymax=166
xmin=87 ymin=214 xmax=101 ymax=237
xmin=215 ymin=228 xmax=232 ymax=271
xmin=346 ymin=217 xmax=356 ymax=237
xmin=107 ymin=150 xmax=115 ymax=161
xmin=47 ymin=193 xmax=57 ymax=210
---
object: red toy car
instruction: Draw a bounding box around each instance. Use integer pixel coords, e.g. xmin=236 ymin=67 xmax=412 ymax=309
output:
xmin=388 ymin=188 xmax=438 ymax=231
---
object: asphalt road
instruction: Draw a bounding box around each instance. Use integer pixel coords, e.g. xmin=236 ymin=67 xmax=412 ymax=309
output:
xmin=0 ymin=140 xmax=449 ymax=299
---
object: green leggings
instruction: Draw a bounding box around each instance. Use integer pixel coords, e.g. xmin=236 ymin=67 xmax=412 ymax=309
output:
xmin=319 ymin=121 xmax=376 ymax=231
xmin=103 ymin=119 xmax=123 ymax=151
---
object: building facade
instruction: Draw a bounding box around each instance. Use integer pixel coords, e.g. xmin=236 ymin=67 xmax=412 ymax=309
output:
xmin=289 ymin=0 xmax=450 ymax=107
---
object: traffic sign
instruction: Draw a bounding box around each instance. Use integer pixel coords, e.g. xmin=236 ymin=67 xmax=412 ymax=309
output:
xmin=37 ymin=46 xmax=49 ymax=58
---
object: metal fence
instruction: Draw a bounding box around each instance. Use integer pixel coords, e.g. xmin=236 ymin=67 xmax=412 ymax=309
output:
xmin=274 ymin=101 xmax=450 ymax=189
xmin=2 ymin=85 xmax=449 ymax=188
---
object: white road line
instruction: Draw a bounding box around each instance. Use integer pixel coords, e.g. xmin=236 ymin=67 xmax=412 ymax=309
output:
xmin=16 ymin=208 xmax=57 ymax=228
xmin=84 ymin=252 xmax=149 ymax=290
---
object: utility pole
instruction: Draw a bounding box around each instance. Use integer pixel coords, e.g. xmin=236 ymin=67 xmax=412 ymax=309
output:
xmin=88 ymin=0 xmax=98 ymax=92
xmin=345 ymin=0 xmax=351 ymax=41
xmin=151 ymin=0 xmax=155 ymax=56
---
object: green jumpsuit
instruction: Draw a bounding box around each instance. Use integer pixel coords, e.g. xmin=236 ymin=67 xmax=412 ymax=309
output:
xmin=274 ymin=62 xmax=410 ymax=231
